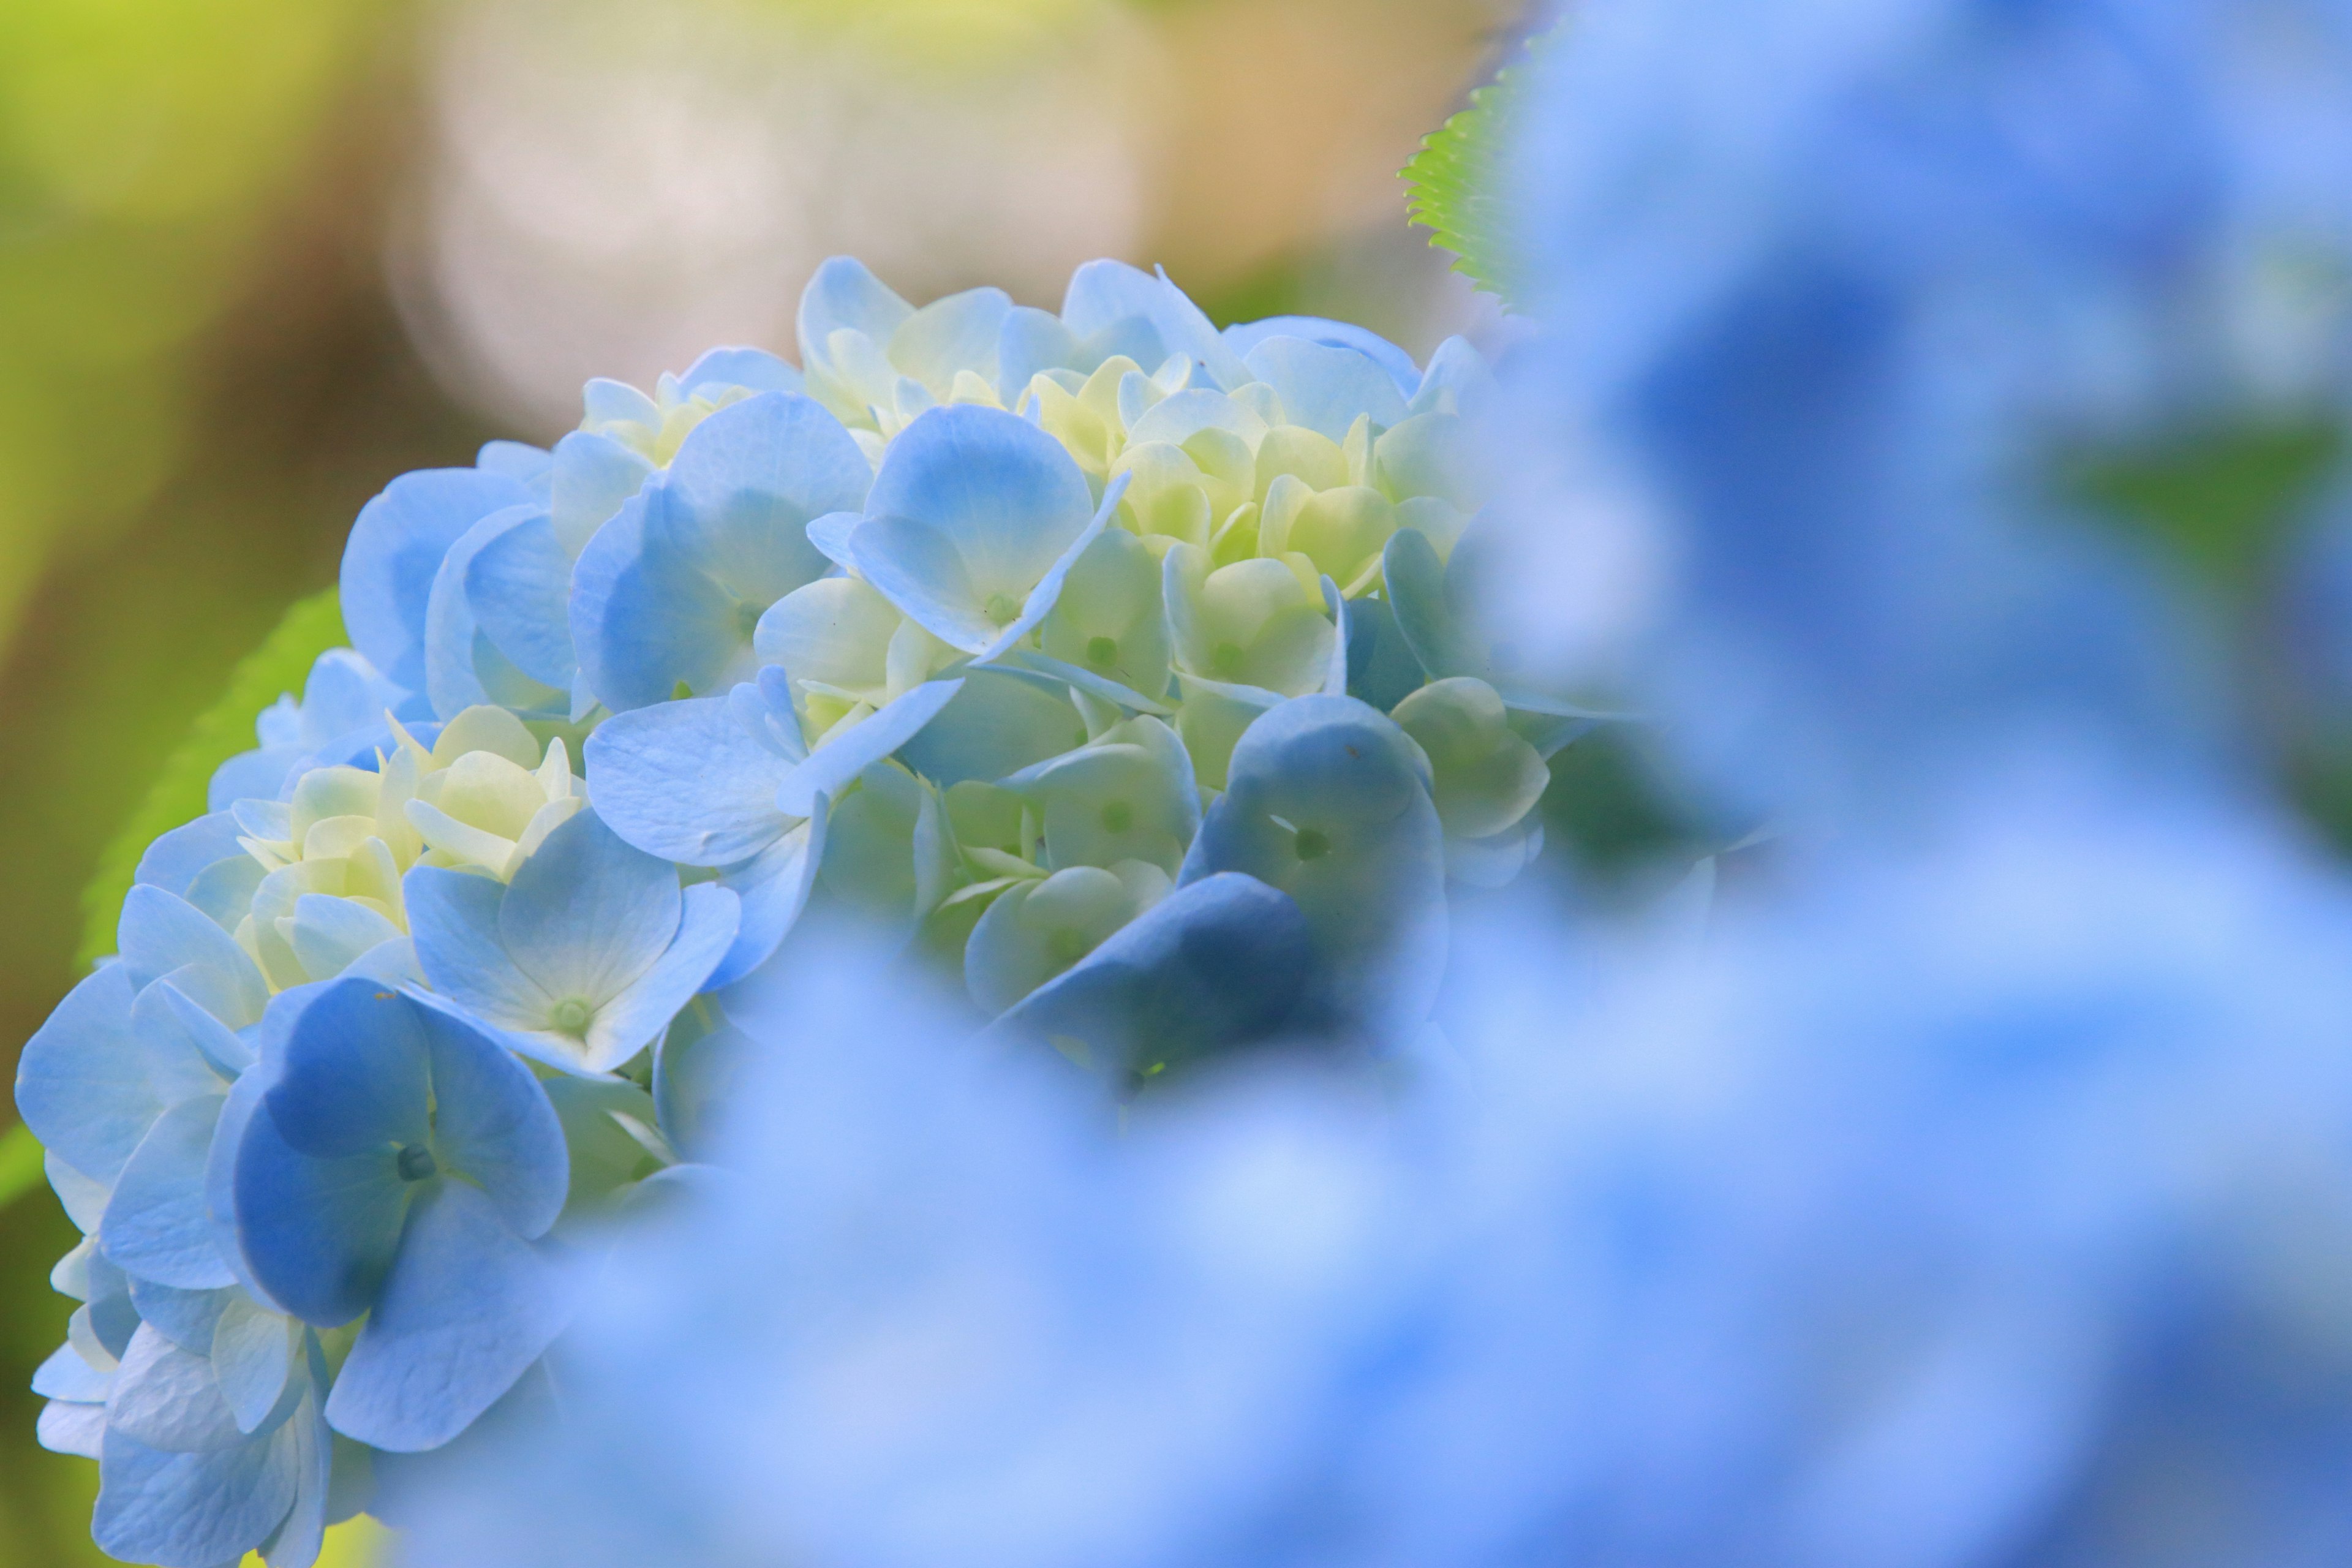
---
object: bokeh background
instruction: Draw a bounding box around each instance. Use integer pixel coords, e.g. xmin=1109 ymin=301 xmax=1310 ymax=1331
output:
xmin=0 ymin=1 xmax=1545 ymax=1558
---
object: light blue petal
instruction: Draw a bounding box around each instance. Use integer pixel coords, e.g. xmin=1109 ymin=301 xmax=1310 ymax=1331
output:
xmin=183 ymin=857 xmax=267 ymax=932
xmin=1407 ymin=334 xmax=1494 ymax=416
xmin=845 ymin=514 xmax=995 ymax=651
xmin=679 ymin=345 xmax=804 ymax=399
xmin=404 ymin=868 xmax=559 ymax=1035
xmin=895 ymin=667 xmax=1088 ymax=788
xmin=774 ymin=678 xmax=965 ymax=817
xmin=101 ymin=1096 xmax=233 ymax=1289
xmin=889 ymin=287 xmax=1011 ymax=393
xmin=707 ymin=814 xmax=826 ymax=989
xmin=548 ymin=430 xmax=655 ymax=558
xmin=136 ymin=813 xmax=247 ymax=899
xmin=34 ymin=1341 xmax=116 ymax=1403
xmin=231 ymin=1091 xmax=407 ymax=1328
xmin=475 ymin=440 xmax=552 ymax=488
xmin=124 ymin=1280 xmax=228 ymax=1358
xmin=211 ymin=1295 xmax=296 ymax=1435
xmin=423 ymin=502 xmax=562 ymax=720
xmin=39 ymin=1400 xmax=106 ymax=1460
xmin=582 ymin=695 xmax=796 ymax=866
xmin=1343 ymin=594 xmax=1426 ymax=711
xmin=96 ymin=1409 xmax=299 ymax=1567
xmin=1124 ymin=387 xmax=1267 ymax=448
xmin=258 ymin=1353 xmax=330 ymax=1568
xmin=282 ymin=894 xmax=402 ymax=984
xmin=569 ymin=488 xmax=747 ymax=711
xmin=581 ymin=379 xmax=657 ymax=428
xmin=119 ymin=886 xmax=266 ymax=1023
xmin=997 ymin=305 xmax=1080 ymax=402
xmin=1242 ymin=335 xmax=1411 ymax=440
xmin=1223 ymin=314 xmax=1420 ymax=394
xmin=341 ymin=468 xmax=535 ymax=694
xmin=16 ymin=965 xmax=154 ymax=1185
xmin=497 ymin=810 xmax=680 ymax=1005
xmin=861 ymin=404 xmax=1098 ymax=623
xmin=971 ymin=472 xmax=1125 ymax=662
xmin=1060 ymin=260 xmax=1249 ymax=388
xmin=264 ymin=979 xmax=430 ymax=1159
xmin=659 ymin=392 xmax=868 ymax=603
xmin=652 ymin=1007 xmax=754 ymax=1163
xmin=149 ymin=973 xmax=256 ymax=1080
xmin=466 ymin=510 xmax=576 ymax=689
xmin=797 ymin=256 xmax=913 ymax=360
xmin=417 ymin=1002 xmax=568 ymax=1237
xmin=581 ymin=884 xmax=741 ymax=1071
xmin=987 ymin=870 xmax=1313 ymax=1076
xmin=323 ymin=1179 xmax=566 ymax=1453
xmin=1321 ymin=574 xmax=1350 ymax=696
xmin=804 ymin=509 xmax=861 ymax=568
xmin=995 ymin=647 xmax=1173 ymax=715
xmin=105 ymin=1323 xmax=246 ymax=1453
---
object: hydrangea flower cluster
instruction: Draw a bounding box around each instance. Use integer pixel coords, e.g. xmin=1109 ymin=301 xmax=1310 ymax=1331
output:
xmin=13 ymin=257 xmax=1549 ymax=1566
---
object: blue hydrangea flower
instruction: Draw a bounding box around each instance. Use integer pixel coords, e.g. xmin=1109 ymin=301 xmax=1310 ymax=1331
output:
xmin=404 ymin=810 xmax=739 ymax=1075
xmin=224 ymin=978 xmax=568 ymax=1452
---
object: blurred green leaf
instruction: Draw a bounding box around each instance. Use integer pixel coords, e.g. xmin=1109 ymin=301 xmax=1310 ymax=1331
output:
xmin=0 ymin=1125 xmax=40 ymax=1213
xmin=2067 ymin=420 xmax=2343 ymax=603
xmin=75 ymin=587 xmax=347 ymax=969
xmin=1401 ymin=29 xmax=1548 ymax=307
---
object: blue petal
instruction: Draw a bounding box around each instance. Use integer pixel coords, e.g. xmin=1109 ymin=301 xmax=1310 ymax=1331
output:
xmin=284 ymin=894 xmax=402 ymax=984
xmin=466 ymin=510 xmax=577 ymax=689
xmin=264 ymin=979 xmax=430 ymax=1159
xmin=989 ymin=872 xmax=1315 ymax=1076
xmin=843 ymin=514 xmax=993 ymax=651
xmin=660 ymin=391 xmax=868 ymax=602
xmin=570 ymin=488 xmax=748 ymax=710
xmin=123 ymin=1280 xmax=227 ymax=1359
xmin=652 ymin=1010 xmax=755 ymax=1161
xmin=258 ymin=1351 xmax=331 ymax=1568
xmin=679 ymin=345 xmax=804 ymax=399
xmin=426 ymin=503 xmax=570 ymax=720
xmin=474 ymin=440 xmax=552 ymax=488
xmin=96 ymin=1417 xmax=298 ymax=1567
xmin=548 ymin=430 xmax=654 ymax=557
xmin=1242 ymin=335 xmax=1411 ymax=440
xmin=497 ymin=810 xmax=682 ymax=1005
xmin=211 ymin=1295 xmax=296 ymax=1434
xmin=1060 ymin=260 xmax=1248 ymax=388
xmin=415 ymin=1003 xmax=568 ymax=1237
xmin=323 ymin=1179 xmax=567 ymax=1453
xmin=15 ymin=964 xmax=153 ymax=1185
xmin=856 ymin=405 xmax=1098 ymax=641
xmin=136 ymin=813 xmax=247 ymax=899
xmin=101 ymin=1096 xmax=233 ymax=1289
xmin=971 ymin=473 xmax=1126 ymax=662
xmin=341 ymin=468 xmax=535 ymax=694
xmin=404 ymin=867 xmax=559 ymax=1035
xmin=118 ymin=886 xmax=266 ymax=1023
xmin=106 ymin=1323 xmax=246 ymax=1452
xmin=997 ymin=304 xmax=1080 ymax=401
xmin=33 ymin=1340 xmax=116 ymax=1403
xmin=1178 ymin=695 xmax=1447 ymax=1031
xmin=1223 ymin=314 xmax=1421 ymax=395
xmin=581 ymin=883 xmax=741 ymax=1071
xmin=232 ymin=1090 xmax=407 ymax=1327
xmin=582 ymin=696 xmax=797 ymax=866
xmin=797 ymin=257 xmax=913 ymax=357
xmin=889 ymin=287 xmax=1011 ymax=393
xmin=774 ymin=678 xmax=965 ymax=818
xmin=707 ymin=815 xmax=826 ymax=989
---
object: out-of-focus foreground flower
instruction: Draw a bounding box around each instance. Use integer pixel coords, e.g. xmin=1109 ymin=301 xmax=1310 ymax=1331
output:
xmin=374 ymin=1 xmax=2352 ymax=1565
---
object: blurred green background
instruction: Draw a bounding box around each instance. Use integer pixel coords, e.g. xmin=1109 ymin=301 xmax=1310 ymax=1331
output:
xmin=0 ymin=0 xmax=1525 ymax=1560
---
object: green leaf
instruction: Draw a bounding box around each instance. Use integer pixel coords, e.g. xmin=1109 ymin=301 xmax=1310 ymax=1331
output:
xmin=75 ymin=586 xmax=348 ymax=970
xmin=0 ymin=1121 xmax=43 ymax=1213
xmin=1401 ymin=29 xmax=1550 ymax=309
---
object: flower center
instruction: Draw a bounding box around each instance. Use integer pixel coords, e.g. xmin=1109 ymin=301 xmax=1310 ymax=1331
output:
xmin=985 ymin=591 xmax=1022 ymax=624
xmin=396 ymin=1145 xmax=438 ymax=1183
xmin=1085 ymin=635 xmax=1119 ymax=668
xmin=1046 ymin=927 xmax=1093 ymax=967
xmin=1294 ymin=827 xmax=1332 ymax=862
xmin=551 ymin=997 xmax=595 ymax=1035
xmin=1210 ymin=641 xmax=1246 ymax=678
xmin=1100 ymin=800 xmax=1133 ymax=834
xmin=737 ymin=600 xmax=766 ymax=639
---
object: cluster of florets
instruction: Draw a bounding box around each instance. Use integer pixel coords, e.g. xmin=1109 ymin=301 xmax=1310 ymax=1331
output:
xmin=14 ymin=257 xmax=1571 ymax=1566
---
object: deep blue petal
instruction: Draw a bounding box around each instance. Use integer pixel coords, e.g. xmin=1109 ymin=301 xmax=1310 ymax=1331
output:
xmin=264 ymin=979 xmax=430 ymax=1159
xmin=100 ymin=1095 xmax=234 ymax=1289
xmin=232 ymin=1094 xmax=408 ymax=1327
xmin=467 ymin=510 xmax=577 ymax=690
xmin=498 ymin=810 xmax=680 ymax=1006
